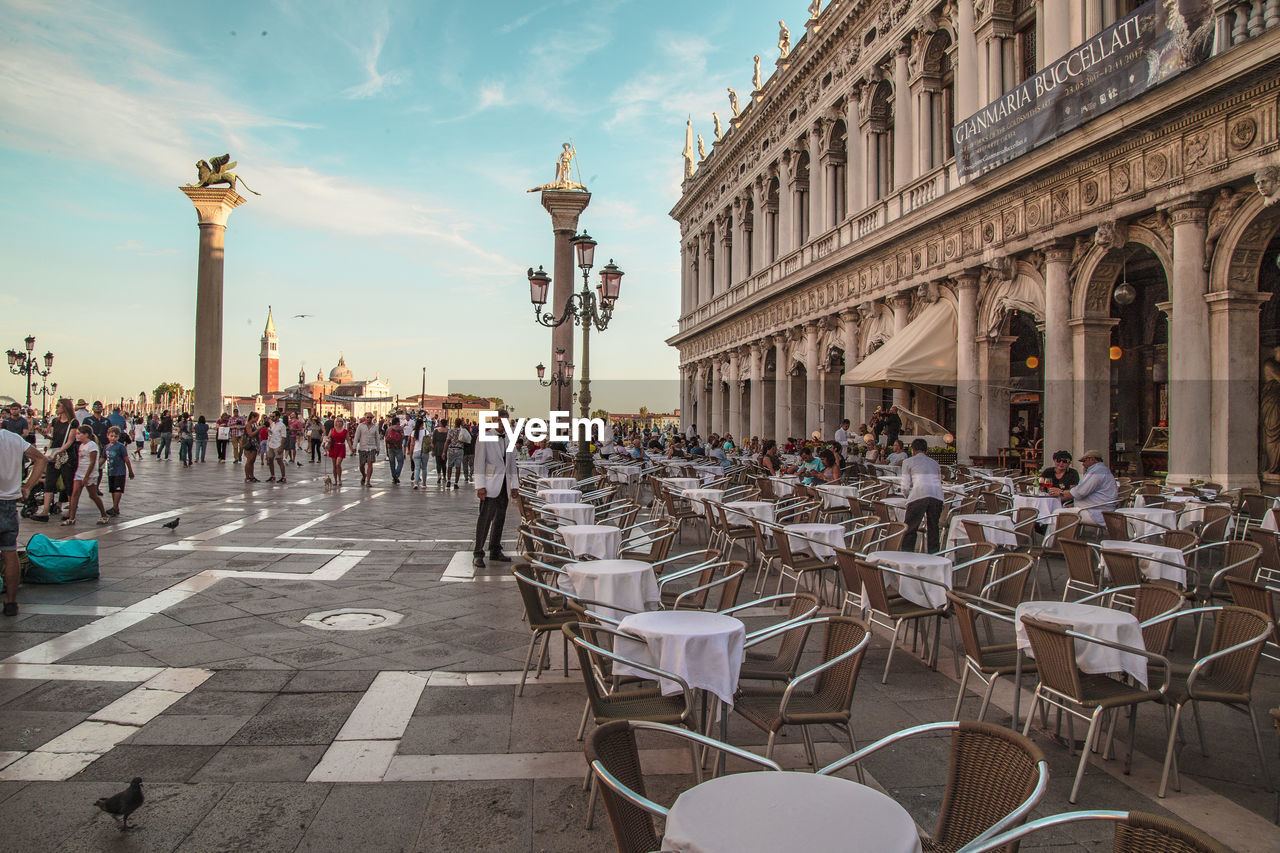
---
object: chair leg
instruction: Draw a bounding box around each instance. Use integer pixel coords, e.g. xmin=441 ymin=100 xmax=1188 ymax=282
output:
xmin=563 ymin=634 xmax=569 ymax=677
xmin=1069 ymin=710 xmax=1104 ymax=804
xmin=977 ymin=675 xmax=999 ymax=723
xmin=843 ymin=724 xmax=865 ymax=784
xmin=765 ymin=731 xmax=778 ymax=761
xmin=882 ymin=621 xmax=903 ymax=684
xmin=518 ymin=632 xmax=540 ymax=697
xmin=953 ymin=665 xmax=971 ymax=720
xmin=1249 ymin=703 xmax=1275 ymax=793
xmin=800 ymin=726 xmax=818 ymax=770
xmin=1159 ymin=703 xmax=1185 ymax=797
xmin=1192 ymin=700 xmax=1208 ymax=756
xmin=576 ymin=699 xmax=591 ymax=741
xmin=585 ymin=773 xmax=598 ymax=829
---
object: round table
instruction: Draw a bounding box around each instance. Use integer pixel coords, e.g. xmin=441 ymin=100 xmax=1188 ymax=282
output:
xmin=1099 ymin=539 xmax=1187 ymax=587
xmin=881 ymin=496 xmax=908 ymax=522
xmin=815 ymin=483 xmax=860 ymax=509
xmin=661 ymin=771 xmax=922 ymax=853
xmin=1016 ymin=601 xmax=1147 ymax=686
xmin=1265 ymin=508 xmax=1278 ymax=532
xmin=770 ymin=476 xmax=798 ymax=497
xmin=537 ymin=488 xmax=583 ymax=505
xmin=537 ymin=476 xmax=577 ymax=490
xmin=615 ymin=610 xmax=746 ymax=706
xmin=661 ymin=477 xmax=702 ymax=493
xmin=870 ymin=551 xmax=953 ymax=608
xmin=783 ymin=523 xmax=845 ymax=560
xmin=516 ymin=460 xmax=551 ymax=480
xmin=558 ymin=524 xmax=622 ymax=560
xmin=562 ymin=559 xmax=659 ymax=622
xmin=603 ymin=464 xmax=641 ymax=484
xmin=1013 ymin=494 xmax=1062 ymax=520
xmin=682 ymin=488 xmax=726 ymax=513
xmin=877 ymin=475 xmax=904 ymax=495
xmin=1114 ymin=507 xmax=1177 ymax=540
xmin=945 ymin=513 xmax=1018 ymax=549
xmin=543 ymin=502 xmax=594 ymax=527
xmin=724 ymin=500 xmax=774 ymax=528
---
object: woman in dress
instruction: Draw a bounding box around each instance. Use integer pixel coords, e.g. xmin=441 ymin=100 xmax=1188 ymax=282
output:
xmin=34 ymin=397 xmax=78 ymax=520
xmin=327 ymin=416 xmax=349 ymax=486
xmin=242 ymin=412 xmax=261 ymax=482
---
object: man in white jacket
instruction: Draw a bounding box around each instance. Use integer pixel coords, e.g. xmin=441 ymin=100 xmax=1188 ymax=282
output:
xmin=473 ymin=409 xmax=518 ymax=569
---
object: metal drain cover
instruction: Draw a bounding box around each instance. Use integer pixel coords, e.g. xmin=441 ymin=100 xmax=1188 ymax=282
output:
xmin=301 ymin=608 xmax=404 ymax=631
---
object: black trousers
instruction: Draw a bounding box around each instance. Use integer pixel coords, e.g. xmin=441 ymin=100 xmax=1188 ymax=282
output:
xmin=901 ymin=497 xmax=943 ymax=554
xmin=474 ymin=488 xmax=509 ymax=557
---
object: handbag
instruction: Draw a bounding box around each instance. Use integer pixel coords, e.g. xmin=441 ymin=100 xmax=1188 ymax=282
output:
xmin=50 ymin=421 xmax=71 ymax=468
xmin=217 ymin=425 xmax=231 ymax=440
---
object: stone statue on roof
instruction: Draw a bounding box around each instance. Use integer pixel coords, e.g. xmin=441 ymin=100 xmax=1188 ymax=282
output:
xmin=753 ymin=55 xmax=762 ymax=90
xmin=712 ymin=112 xmax=722 ymax=140
xmin=727 ymin=88 xmax=739 ymax=117
xmin=778 ymin=21 xmax=791 ymax=59
xmin=697 ymin=134 xmax=706 ymax=160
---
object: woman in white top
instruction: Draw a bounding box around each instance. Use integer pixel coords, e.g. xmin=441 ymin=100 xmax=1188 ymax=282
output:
xmin=131 ymin=418 xmax=146 ymax=459
xmin=410 ymin=417 xmax=430 ymax=489
xmin=63 ymin=425 xmax=108 ymax=526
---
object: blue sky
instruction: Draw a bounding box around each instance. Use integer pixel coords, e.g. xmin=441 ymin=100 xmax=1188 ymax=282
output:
xmin=0 ymin=0 xmax=809 ymax=413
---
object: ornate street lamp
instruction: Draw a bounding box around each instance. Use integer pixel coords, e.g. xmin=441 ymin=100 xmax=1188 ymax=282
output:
xmin=535 ymin=349 xmax=575 ymax=388
xmin=6 ymin=335 xmax=53 ymax=407
xmin=527 ymin=230 xmax=626 ymax=481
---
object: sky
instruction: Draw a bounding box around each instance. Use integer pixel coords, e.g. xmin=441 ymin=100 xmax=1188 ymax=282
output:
xmin=0 ymin=0 xmax=812 ymax=415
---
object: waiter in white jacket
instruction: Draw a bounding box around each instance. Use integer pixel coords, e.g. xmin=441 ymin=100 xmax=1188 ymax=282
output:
xmin=473 ymin=409 xmax=519 ymax=569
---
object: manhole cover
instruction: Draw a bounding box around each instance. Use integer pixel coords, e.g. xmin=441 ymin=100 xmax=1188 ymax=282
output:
xmin=301 ymin=608 xmax=404 ymax=631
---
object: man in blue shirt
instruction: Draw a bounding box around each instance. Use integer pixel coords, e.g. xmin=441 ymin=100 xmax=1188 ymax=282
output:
xmin=107 ymin=405 xmax=128 ymax=432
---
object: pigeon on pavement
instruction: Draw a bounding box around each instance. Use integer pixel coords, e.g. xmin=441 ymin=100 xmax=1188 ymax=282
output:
xmin=95 ymin=777 xmax=143 ymax=830
xmin=162 ymin=518 xmax=180 ymax=530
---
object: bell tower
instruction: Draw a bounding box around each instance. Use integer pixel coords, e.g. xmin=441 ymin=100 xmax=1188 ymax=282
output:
xmin=259 ymin=306 xmax=279 ymax=395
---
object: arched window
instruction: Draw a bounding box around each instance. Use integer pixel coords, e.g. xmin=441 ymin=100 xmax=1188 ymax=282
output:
xmin=868 ymin=82 xmax=893 ymax=201
xmin=827 ymin=119 xmax=848 ymax=223
xmin=766 ymin=176 xmax=780 ymax=263
xmin=795 ymin=150 xmax=811 ymax=244
xmin=922 ymin=31 xmax=955 ymax=168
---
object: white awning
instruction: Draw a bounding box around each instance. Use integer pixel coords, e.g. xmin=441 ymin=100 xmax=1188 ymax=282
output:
xmin=842 ymin=299 xmax=957 ymax=388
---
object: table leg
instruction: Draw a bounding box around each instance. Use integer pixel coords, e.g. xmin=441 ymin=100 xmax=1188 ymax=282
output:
xmin=1012 ymin=650 xmax=1022 ymax=730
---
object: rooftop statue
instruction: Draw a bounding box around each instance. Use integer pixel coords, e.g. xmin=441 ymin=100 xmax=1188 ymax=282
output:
xmin=778 ymin=21 xmax=791 ymax=59
xmin=189 ymin=154 xmax=260 ymax=195
xmin=712 ymin=112 xmax=722 ymax=140
xmin=753 ymin=55 xmax=762 ymax=90
xmin=727 ymin=88 xmax=739 ymax=117
xmin=697 ymin=134 xmax=706 ymax=160
xmin=528 ymin=142 xmax=587 ymax=192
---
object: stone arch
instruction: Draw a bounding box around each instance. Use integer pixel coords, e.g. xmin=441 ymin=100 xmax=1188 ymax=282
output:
xmin=979 ymin=261 xmax=1046 ymax=336
xmin=859 ymin=302 xmax=895 ymax=355
xmin=1071 ymin=222 xmax=1174 ymax=320
xmin=922 ymin=29 xmax=952 ymax=78
xmin=1209 ymin=190 xmax=1280 ymax=293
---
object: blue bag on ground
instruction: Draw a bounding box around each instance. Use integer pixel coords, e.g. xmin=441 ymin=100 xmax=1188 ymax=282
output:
xmin=22 ymin=534 xmax=100 ymax=584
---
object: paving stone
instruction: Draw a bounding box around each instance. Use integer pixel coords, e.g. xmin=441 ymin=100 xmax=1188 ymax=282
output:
xmin=415 ymin=780 xmax=532 ymax=853
xmin=0 ymin=710 xmax=89 ymax=751
xmin=296 ymin=782 xmax=433 ymax=852
xmin=76 ymin=744 xmax=219 ymax=782
xmin=227 ymin=692 xmax=361 ymax=746
xmin=192 ymin=744 xmax=328 ymax=782
xmin=128 ymin=714 xmax=252 ymax=745
xmin=174 ymin=781 xmax=329 ymax=853
xmin=283 ymin=670 xmax=379 ymax=693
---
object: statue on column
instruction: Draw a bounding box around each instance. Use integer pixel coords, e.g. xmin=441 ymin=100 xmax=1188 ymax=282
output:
xmin=189 ymin=154 xmax=260 ymax=195
xmin=712 ymin=112 xmax=723 ymax=140
xmin=778 ymin=21 xmax=791 ymax=59
xmin=753 ymin=54 xmax=763 ymax=91
xmin=527 ymin=142 xmax=587 ymax=192
xmin=808 ymin=0 xmax=821 ymax=20
xmin=727 ymin=88 xmax=740 ymax=117
xmin=1263 ymin=345 xmax=1280 ymax=474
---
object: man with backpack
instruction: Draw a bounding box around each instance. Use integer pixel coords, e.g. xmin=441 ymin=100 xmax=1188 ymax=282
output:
xmin=384 ymin=416 xmax=406 ymax=484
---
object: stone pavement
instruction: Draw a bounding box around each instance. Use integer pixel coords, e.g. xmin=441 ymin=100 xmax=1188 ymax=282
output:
xmin=0 ymin=454 xmax=1277 ymax=851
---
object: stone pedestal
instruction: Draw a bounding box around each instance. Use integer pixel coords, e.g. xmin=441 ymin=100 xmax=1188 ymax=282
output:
xmin=539 ymin=190 xmax=591 ymax=413
xmin=181 ymin=187 xmax=246 ymax=421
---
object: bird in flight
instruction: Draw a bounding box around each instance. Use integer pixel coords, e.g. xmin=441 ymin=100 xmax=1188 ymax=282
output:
xmin=95 ymin=777 xmax=144 ymax=831
xmin=293 ymin=314 xmax=313 ymax=318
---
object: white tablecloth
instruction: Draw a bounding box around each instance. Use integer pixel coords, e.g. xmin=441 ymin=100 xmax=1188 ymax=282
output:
xmin=616 ymin=610 xmax=746 ymax=706
xmin=543 ymin=502 xmax=594 ymax=527
xmin=815 ymin=483 xmax=860 ymax=509
xmin=1262 ymin=508 xmax=1278 ymax=532
xmin=603 ymin=464 xmax=642 ymax=484
xmin=945 ymin=513 xmax=1018 ymax=549
xmin=1016 ymin=601 xmax=1147 ymax=686
xmin=882 ymin=496 xmax=908 ymax=522
xmin=562 ymin=559 xmax=659 ymax=622
xmin=660 ymin=477 xmax=702 ymax=493
xmin=1013 ymin=494 xmax=1062 ymax=520
xmin=1099 ymin=540 xmax=1187 ymax=587
xmin=1172 ymin=500 xmax=1230 ymax=531
xmin=725 ymin=500 xmax=774 ymax=528
xmin=975 ymin=473 xmax=1016 ymax=494
xmin=537 ymin=488 xmax=583 ymax=504
xmin=662 ymin=771 xmax=922 ymax=853
xmin=537 ymin=476 xmax=577 ymax=490
xmin=682 ymin=488 xmax=726 ymax=513
xmin=770 ymin=476 xmax=798 ymax=497
xmin=558 ymin=524 xmax=622 ymax=560
xmin=1115 ymin=507 xmax=1177 ymax=540
xmin=877 ymin=475 xmax=904 ymax=495
xmin=784 ymin=523 xmax=845 ymax=560
xmin=870 ymin=551 xmax=953 ymax=608
xmin=516 ymin=460 xmax=550 ymax=480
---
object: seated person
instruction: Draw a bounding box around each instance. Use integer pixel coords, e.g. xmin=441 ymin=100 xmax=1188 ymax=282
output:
xmin=628 ymin=438 xmax=646 ymax=461
xmin=793 ymin=448 xmax=823 ymax=481
xmin=688 ymin=438 xmax=706 ymax=457
xmin=886 ymin=440 xmax=909 ymax=466
xmin=864 ymin=445 xmax=883 ymax=464
xmin=666 ymin=438 xmax=686 ymax=459
xmin=814 ymin=448 xmax=840 ymax=484
xmin=711 ymin=439 xmax=730 ymax=468
xmin=1039 ymin=450 xmax=1080 ymax=491
xmin=757 ymin=440 xmax=781 ymax=475
xmin=530 ymin=443 xmax=554 ymax=463
xmin=1052 ymin=449 xmax=1117 ymax=525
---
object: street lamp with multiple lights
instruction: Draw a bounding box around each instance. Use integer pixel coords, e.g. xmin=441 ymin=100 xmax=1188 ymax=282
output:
xmin=30 ymin=380 xmax=57 ymax=420
xmin=535 ymin=347 xmax=575 ymax=389
xmin=528 ymin=230 xmax=625 ymax=481
xmin=6 ymin=335 xmax=53 ymax=408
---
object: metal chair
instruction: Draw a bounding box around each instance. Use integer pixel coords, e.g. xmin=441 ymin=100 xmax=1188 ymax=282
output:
xmin=843 ymin=552 xmax=949 ymax=683
xmin=512 ymin=566 xmax=575 ymax=696
xmin=1060 ymin=538 xmax=1102 ymax=601
xmin=948 ymin=591 xmax=1038 ymax=724
xmin=954 ymin=810 xmax=1231 ymax=853
xmin=731 ymin=591 xmax=821 ymax=683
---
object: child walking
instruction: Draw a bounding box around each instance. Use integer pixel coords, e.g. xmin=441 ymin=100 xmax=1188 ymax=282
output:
xmin=104 ymin=427 xmax=134 ymax=518
xmin=62 ymin=425 xmax=108 ymax=526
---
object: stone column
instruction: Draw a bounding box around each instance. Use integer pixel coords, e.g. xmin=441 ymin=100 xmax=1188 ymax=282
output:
xmin=803 ymin=323 xmax=821 ymax=437
xmin=1207 ymin=291 xmax=1269 ymax=489
xmin=808 ymin=124 xmax=825 ymax=237
xmin=956 ymin=0 xmax=980 ymax=118
xmin=540 ymin=190 xmax=591 ymax=413
xmin=891 ymin=294 xmax=912 ymax=408
xmin=700 ymin=231 xmax=713 ymax=303
xmin=774 ymin=336 xmax=792 ymax=445
xmin=708 ymin=361 xmax=722 ymax=437
xmin=1070 ymin=318 xmax=1117 ymax=464
xmin=846 ymin=90 xmax=864 ymax=217
xmin=750 ymin=180 xmax=765 ymax=273
xmin=678 ymin=366 xmax=689 ymax=433
xmin=777 ymin=153 xmax=796 ymax=256
xmin=727 ymin=350 xmax=742 ymax=439
xmin=1042 ymin=243 xmax=1075 ymax=458
xmin=1167 ymin=198 xmax=1211 ymax=486
xmin=986 ymin=36 xmax=1005 ymax=101
xmin=748 ymin=342 xmax=765 ymax=440
xmin=1043 ymin=0 xmax=1071 ymax=64
xmin=954 ymin=273 xmax=980 ymax=463
xmin=840 ymin=310 xmax=861 ymax=426
xmin=978 ymin=335 xmax=1018 ymax=456
xmin=893 ymin=46 xmax=914 ymax=189
xmin=181 ymin=187 xmax=246 ymax=420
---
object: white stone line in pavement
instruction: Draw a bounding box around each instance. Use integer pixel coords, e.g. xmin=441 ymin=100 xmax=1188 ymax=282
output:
xmin=3 ymin=611 xmax=159 ymax=665
xmin=335 ymin=671 xmax=429 ymax=741
xmin=0 ymin=663 xmax=164 ymax=682
xmin=279 ymin=491 xmax=386 ymax=539
xmin=158 ymin=543 xmax=349 ymax=556
xmin=184 ymin=508 xmax=279 ymax=542
xmin=20 ymin=604 xmax=124 ymax=616
xmin=441 ymin=550 xmax=476 ymax=582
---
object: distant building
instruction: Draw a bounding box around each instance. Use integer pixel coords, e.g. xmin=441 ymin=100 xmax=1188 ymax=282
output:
xmin=400 ymin=395 xmax=493 ymax=424
xmin=259 ymin=308 xmax=279 ymax=396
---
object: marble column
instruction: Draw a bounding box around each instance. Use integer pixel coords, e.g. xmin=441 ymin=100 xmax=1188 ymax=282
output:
xmin=846 ymin=91 xmax=864 ymax=217
xmin=804 ymin=323 xmax=822 ymax=437
xmin=1167 ymin=198 xmax=1211 ymax=485
xmin=891 ymin=294 xmax=911 ymax=408
xmin=956 ymin=0 xmax=980 ymax=119
xmin=778 ymin=154 xmax=796 ymax=256
xmin=774 ymin=336 xmax=792 ymax=445
xmin=181 ymin=186 xmax=246 ymax=420
xmin=1043 ymin=0 xmax=1071 ymax=64
xmin=979 ymin=335 xmax=1017 ymax=456
xmin=749 ymin=342 xmax=765 ymax=440
xmin=679 ymin=366 xmax=690 ymax=433
xmin=955 ymin=274 xmax=980 ymax=463
xmin=809 ymin=123 xmax=826 ymax=237
xmin=1042 ymin=244 xmax=1075 ymax=458
xmin=699 ymin=363 xmax=713 ymax=438
xmin=893 ymin=46 xmax=914 ymax=189
xmin=750 ymin=180 xmax=765 ymax=273
xmin=986 ymin=36 xmax=1005 ymax=101
xmin=1070 ymin=318 xmax=1118 ymax=464
xmin=1207 ymin=291 xmax=1269 ymax=489
xmin=840 ymin=310 xmax=861 ymax=427
xmin=540 ymin=189 xmax=591 ymax=413
xmin=727 ymin=350 xmax=743 ymax=439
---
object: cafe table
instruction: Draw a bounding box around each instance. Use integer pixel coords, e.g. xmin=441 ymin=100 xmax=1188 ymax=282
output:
xmin=561 ymin=559 xmax=659 ymax=622
xmin=869 ymin=551 xmax=953 ymax=608
xmin=615 ymin=610 xmax=746 ymax=707
xmin=682 ymin=488 xmax=726 ymax=514
xmin=783 ymin=522 xmax=845 ymax=560
xmin=1015 ymin=600 xmax=1148 ymax=685
xmin=1114 ymin=507 xmax=1177 ymax=540
xmin=557 ymin=524 xmax=622 ymax=560
xmin=814 ymin=483 xmax=861 ymax=509
xmin=945 ymin=513 xmax=1018 ymax=550
xmin=536 ymin=476 xmax=577 ymax=490
xmin=1099 ymin=539 xmax=1187 ymax=587
xmin=542 ymin=502 xmax=594 ymax=527
xmin=537 ymin=488 xmax=583 ymax=504
xmin=724 ymin=500 xmax=775 ymax=528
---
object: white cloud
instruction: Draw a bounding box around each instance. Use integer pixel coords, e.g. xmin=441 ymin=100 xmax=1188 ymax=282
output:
xmin=342 ymin=10 xmax=407 ymax=99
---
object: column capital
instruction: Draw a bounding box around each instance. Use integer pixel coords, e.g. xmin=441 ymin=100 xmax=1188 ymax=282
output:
xmin=953 ymin=269 xmax=980 ymax=290
xmin=180 ymin=186 xmax=245 ymax=227
xmin=1204 ymin=290 xmax=1272 ymax=312
xmin=1067 ymin=316 xmax=1121 ymax=331
xmin=890 ymin=291 xmax=913 ymax=309
xmin=539 ymin=189 xmax=592 ymax=233
xmin=1039 ymin=240 xmax=1075 ymax=264
xmin=1155 ymin=300 xmax=1173 ymax=319
xmin=1162 ymin=192 xmax=1211 ymax=224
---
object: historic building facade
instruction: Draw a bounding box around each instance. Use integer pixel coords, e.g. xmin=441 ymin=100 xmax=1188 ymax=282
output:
xmin=669 ymin=0 xmax=1280 ymax=489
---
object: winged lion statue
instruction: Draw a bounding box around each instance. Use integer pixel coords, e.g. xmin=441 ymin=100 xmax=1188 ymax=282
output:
xmin=189 ymin=154 xmax=260 ymax=195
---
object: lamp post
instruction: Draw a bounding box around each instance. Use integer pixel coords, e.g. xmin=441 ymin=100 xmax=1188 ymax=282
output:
xmin=6 ymin=335 xmax=53 ymax=408
xmin=535 ymin=348 xmax=575 ymax=388
xmin=528 ymin=230 xmax=625 ymax=482
xmin=30 ymin=379 xmax=57 ymax=421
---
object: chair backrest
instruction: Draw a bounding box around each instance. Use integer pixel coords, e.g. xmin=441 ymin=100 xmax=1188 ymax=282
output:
xmin=934 ymin=721 xmax=1048 ymax=852
xmin=1198 ymin=606 xmax=1270 ymax=696
xmin=1019 ymin=616 xmax=1084 ymax=701
xmin=869 ymin=500 xmax=891 ymax=524
xmin=866 ymin=521 xmax=908 ymax=553
xmin=1161 ymin=529 xmax=1198 ymax=552
xmin=1045 ymin=511 xmax=1081 ymax=552
xmin=674 ymin=560 xmax=747 ymax=611
xmin=584 ymin=721 xmax=661 ymax=853
xmin=805 ymin=616 xmax=871 ymax=718
xmin=986 ymin=552 xmax=1033 ymax=608
xmin=962 ymin=519 xmax=990 ymax=546
xmin=1197 ymin=504 xmax=1232 ymax=543
xmin=849 ymin=557 xmax=894 ymax=614
xmin=1102 ymin=511 xmax=1132 ymax=541
xmin=1099 ymin=550 xmax=1144 ymax=589
xmin=980 ymin=490 xmax=1003 ymax=515
xmin=1240 ymin=491 xmax=1269 ymax=521
xmin=513 ymin=566 xmax=561 ymax=628
xmin=1222 ymin=576 xmax=1276 ymax=627
xmin=1059 ymin=538 xmax=1099 ymax=587
xmin=1222 ymin=540 xmax=1262 ymax=582
xmin=1247 ymin=528 xmax=1280 ymax=573
xmin=1133 ymin=584 xmax=1184 ymax=653
xmin=1113 ymin=811 xmax=1232 ymax=853
xmin=757 ymin=592 xmax=821 ymax=674
xmin=947 ymin=591 xmax=996 ymax=667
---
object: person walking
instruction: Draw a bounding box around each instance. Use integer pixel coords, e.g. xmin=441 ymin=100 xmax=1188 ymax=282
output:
xmin=353 ymin=413 xmax=380 ymax=487
xmin=308 ymin=416 xmax=323 ymax=463
xmin=431 ymin=419 xmax=449 ymax=485
xmin=327 ymin=416 xmax=348 ymax=486
xmin=410 ymin=416 xmax=429 ymax=489
xmin=194 ymin=415 xmax=209 ymax=463
xmin=461 ymin=420 xmax=475 ymax=483
xmin=384 ymin=416 xmax=406 ymax=484
xmin=229 ymin=409 xmax=246 ymax=463
xmin=265 ymin=412 xmax=288 ymax=483
xmin=1 ymin=425 xmax=46 ymax=615
xmin=157 ymin=410 xmax=174 ymax=460
xmin=472 ymin=409 xmax=517 ymax=569
xmin=34 ymin=398 xmax=78 ymax=521
xmin=104 ymin=427 xmax=134 ymax=517
xmin=242 ymin=412 xmax=261 ymax=482
xmin=899 ymin=438 xmax=944 ymax=553
xmin=445 ymin=418 xmax=465 ymax=489
xmin=62 ymin=425 xmax=108 ymax=526
xmin=132 ymin=417 xmax=146 ymax=459
xmin=178 ymin=413 xmax=194 ymax=467
xmin=215 ymin=413 xmax=230 ymax=461
xmin=147 ymin=413 xmax=160 ymax=456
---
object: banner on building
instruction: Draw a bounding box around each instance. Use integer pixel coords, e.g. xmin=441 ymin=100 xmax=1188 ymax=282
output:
xmin=953 ymin=0 xmax=1213 ymax=181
